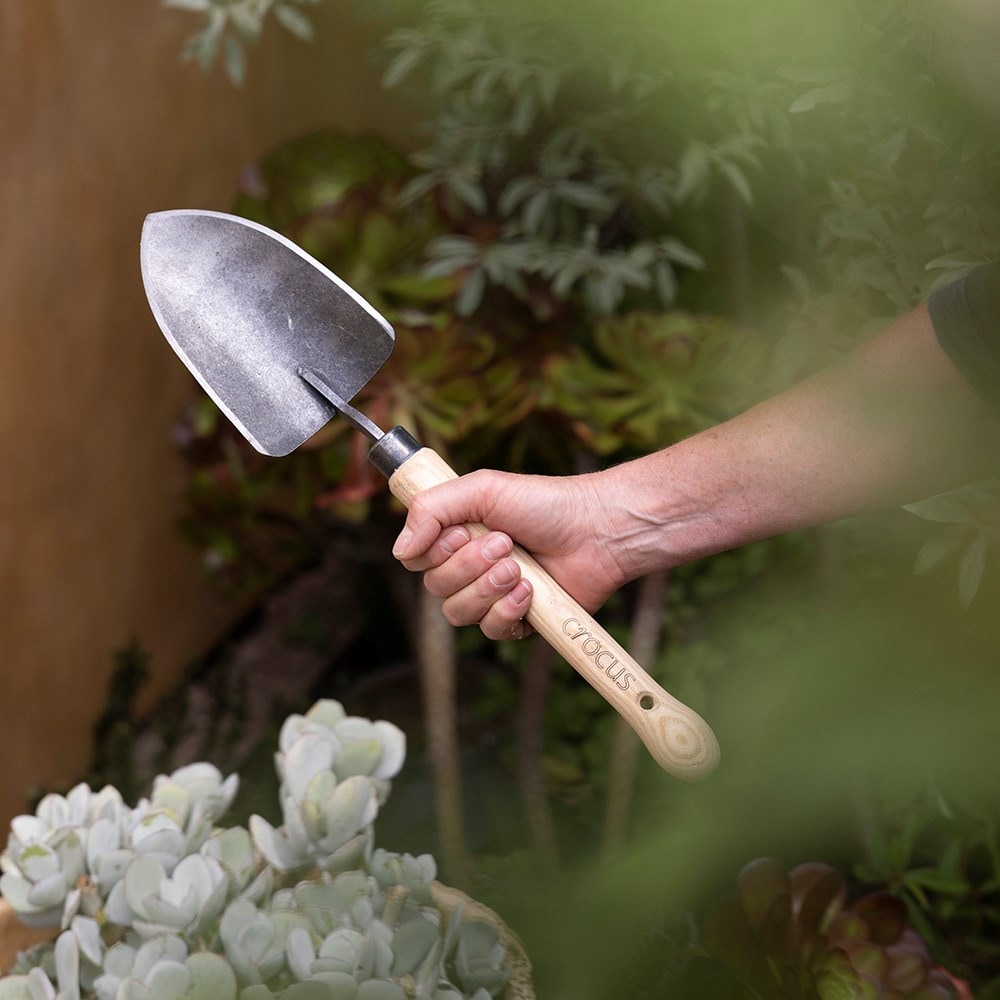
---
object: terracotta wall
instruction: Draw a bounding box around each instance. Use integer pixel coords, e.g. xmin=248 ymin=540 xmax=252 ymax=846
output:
xmin=0 ymin=0 xmax=410 ymax=827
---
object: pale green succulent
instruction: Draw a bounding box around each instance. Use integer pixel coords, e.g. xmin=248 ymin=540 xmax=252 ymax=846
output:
xmin=94 ymin=934 xmax=238 ymax=1000
xmin=149 ymin=764 xmax=239 ymax=832
xmin=218 ymin=897 xmax=313 ymax=987
xmin=1 ymin=700 xmax=517 ymax=1000
xmin=1 ymin=918 xmax=103 ymax=1000
xmin=275 ymin=701 xmax=406 ymax=802
xmin=288 ymin=872 xmax=380 ymax=937
xmin=446 ymin=922 xmax=510 ymax=998
xmin=0 ymin=823 xmax=87 ymax=929
xmin=34 ymin=786 xmax=127 ymax=833
xmin=0 ymin=785 xmax=128 ymax=928
xmin=249 ymin=701 xmax=406 ymax=877
xmin=103 ymin=855 xmax=229 ymax=939
xmin=368 ymin=851 xmax=436 ymax=907
xmin=200 ymin=827 xmax=270 ymax=901
xmin=0 ymin=766 xmax=236 ymax=934
xmin=249 ymin=774 xmax=378 ymax=875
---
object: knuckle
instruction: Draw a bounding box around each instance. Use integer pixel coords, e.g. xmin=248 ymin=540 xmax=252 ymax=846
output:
xmin=423 ymin=573 xmax=449 ymax=600
xmin=440 ymin=601 xmax=468 ymax=628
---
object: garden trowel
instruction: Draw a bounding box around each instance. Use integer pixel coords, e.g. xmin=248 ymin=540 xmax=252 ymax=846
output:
xmin=140 ymin=209 xmax=720 ymax=781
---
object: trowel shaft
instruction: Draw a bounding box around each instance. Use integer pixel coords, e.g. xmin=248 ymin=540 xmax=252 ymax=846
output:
xmin=298 ymin=366 xmax=385 ymax=443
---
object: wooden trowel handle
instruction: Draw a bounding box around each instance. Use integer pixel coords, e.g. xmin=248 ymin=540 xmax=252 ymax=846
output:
xmin=387 ymin=446 xmax=720 ymax=781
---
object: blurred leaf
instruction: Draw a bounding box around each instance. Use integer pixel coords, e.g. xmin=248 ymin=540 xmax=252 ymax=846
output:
xmin=737 ymin=858 xmax=790 ymax=931
xmin=454 ymin=267 xmax=486 ymax=316
xmin=718 ymin=161 xmax=753 ymax=205
xmin=912 ymin=524 xmax=967 ymax=575
xmin=224 ymin=34 xmax=247 ymax=86
xmin=273 ymin=4 xmax=314 ymax=41
xmin=904 ymin=868 xmax=970 ymax=896
xmin=958 ymin=534 xmax=987 ymax=607
xmin=788 ymin=81 xmax=852 ymax=113
xmin=904 ymin=497 xmax=977 ymax=524
xmin=676 ymin=142 xmax=710 ymax=202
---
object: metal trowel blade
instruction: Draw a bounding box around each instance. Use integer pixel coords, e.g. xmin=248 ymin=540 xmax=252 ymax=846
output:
xmin=140 ymin=209 xmax=394 ymax=456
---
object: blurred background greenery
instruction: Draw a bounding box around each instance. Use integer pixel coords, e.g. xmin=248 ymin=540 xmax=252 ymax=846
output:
xmin=6 ymin=0 xmax=1000 ymax=996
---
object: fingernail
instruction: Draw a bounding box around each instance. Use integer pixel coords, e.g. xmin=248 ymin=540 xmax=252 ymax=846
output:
xmin=482 ymin=534 xmax=512 ymax=561
xmin=488 ymin=559 xmax=517 ymax=588
xmin=508 ymin=580 xmax=532 ymax=608
xmin=392 ymin=527 xmax=413 ymax=558
xmin=440 ymin=527 xmax=470 ymax=554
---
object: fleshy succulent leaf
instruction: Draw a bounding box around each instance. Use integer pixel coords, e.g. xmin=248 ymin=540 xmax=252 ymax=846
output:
xmin=370 ymin=723 xmax=406 ymax=782
xmin=124 ymin=858 xmax=167 ymax=921
xmin=248 ymin=817 xmax=303 ymax=874
xmin=391 ymin=916 xmax=440 ymax=977
xmin=183 ymin=953 xmax=238 ymax=1000
xmin=355 ymin=982 xmax=406 ymax=1000
xmin=282 ymin=737 xmax=339 ymax=804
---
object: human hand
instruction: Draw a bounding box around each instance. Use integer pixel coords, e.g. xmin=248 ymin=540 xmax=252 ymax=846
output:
xmin=392 ymin=469 xmax=629 ymax=640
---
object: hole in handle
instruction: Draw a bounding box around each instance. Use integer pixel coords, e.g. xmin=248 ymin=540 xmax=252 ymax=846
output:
xmin=639 ymin=693 xmax=656 ymax=711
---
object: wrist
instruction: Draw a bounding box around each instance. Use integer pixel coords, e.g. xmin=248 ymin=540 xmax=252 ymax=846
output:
xmin=596 ymin=430 xmax=761 ymax=578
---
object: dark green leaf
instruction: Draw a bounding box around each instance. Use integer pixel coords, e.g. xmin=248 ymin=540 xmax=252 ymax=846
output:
xmin=904 ymin=867 xmax=969 ymax=896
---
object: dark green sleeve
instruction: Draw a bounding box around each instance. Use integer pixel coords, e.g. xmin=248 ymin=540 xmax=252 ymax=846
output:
xmin=928 ymin=262 xmax=1000 ymax=404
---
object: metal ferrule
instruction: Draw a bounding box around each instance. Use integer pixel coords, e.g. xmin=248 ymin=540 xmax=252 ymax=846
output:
xmin=368 ymin=427 xmax=422 ymax=478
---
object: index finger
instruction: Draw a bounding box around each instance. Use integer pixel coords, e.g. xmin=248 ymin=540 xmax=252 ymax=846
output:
xmin=396 ymin=525 xmax=472 ymax=573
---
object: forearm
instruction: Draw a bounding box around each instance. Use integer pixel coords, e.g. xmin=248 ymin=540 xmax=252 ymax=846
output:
xmin=600 ymin=303 xmax=1000 ymax=580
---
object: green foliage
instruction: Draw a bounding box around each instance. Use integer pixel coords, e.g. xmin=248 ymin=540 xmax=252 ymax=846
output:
xmin=763 ymin=2 xmax=1000 ymax=350
xmin=165 ymin=0 xmax=321 ymax=85
xmin=541 ymin=311 xmax=769 ymax=456
xmin=856 ymin=782 xmax=1000 ymax=996
xmin=379 ymin=1 xmax=749 ymax=317
xmin=904 ymin=479 xmax=1000 ymax=608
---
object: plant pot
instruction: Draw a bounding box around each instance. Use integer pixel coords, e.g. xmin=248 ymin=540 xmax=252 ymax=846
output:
xmin=431 ymin=882 xmax=534 ymax=1000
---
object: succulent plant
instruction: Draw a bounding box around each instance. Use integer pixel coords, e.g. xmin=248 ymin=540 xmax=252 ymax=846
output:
xmin=103 ymin=855 xmax=229 ymax=940
xmin=2 ymin=917 xmax=104 ymax=1000
xmin=149 ymin=764 xmax=239 ymax=830
xmin=699 ymin=857 xmax=967 ymax=999
xmin=0 ymin=785 xmax=129 ymax=929
xmin=1 ymin=700 xmax=517 ymax=1000
xmin=94 ymin=934 xmax=238 ymax=1000
xmin=249 ymin=701 xmax=406 ymax=876
xmin=541 ymin=310 xmax=769 ymax=456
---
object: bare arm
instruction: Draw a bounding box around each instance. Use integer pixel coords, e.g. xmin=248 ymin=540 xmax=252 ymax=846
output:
xmin=393 ymin=304 xmax=1000 ymax=637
